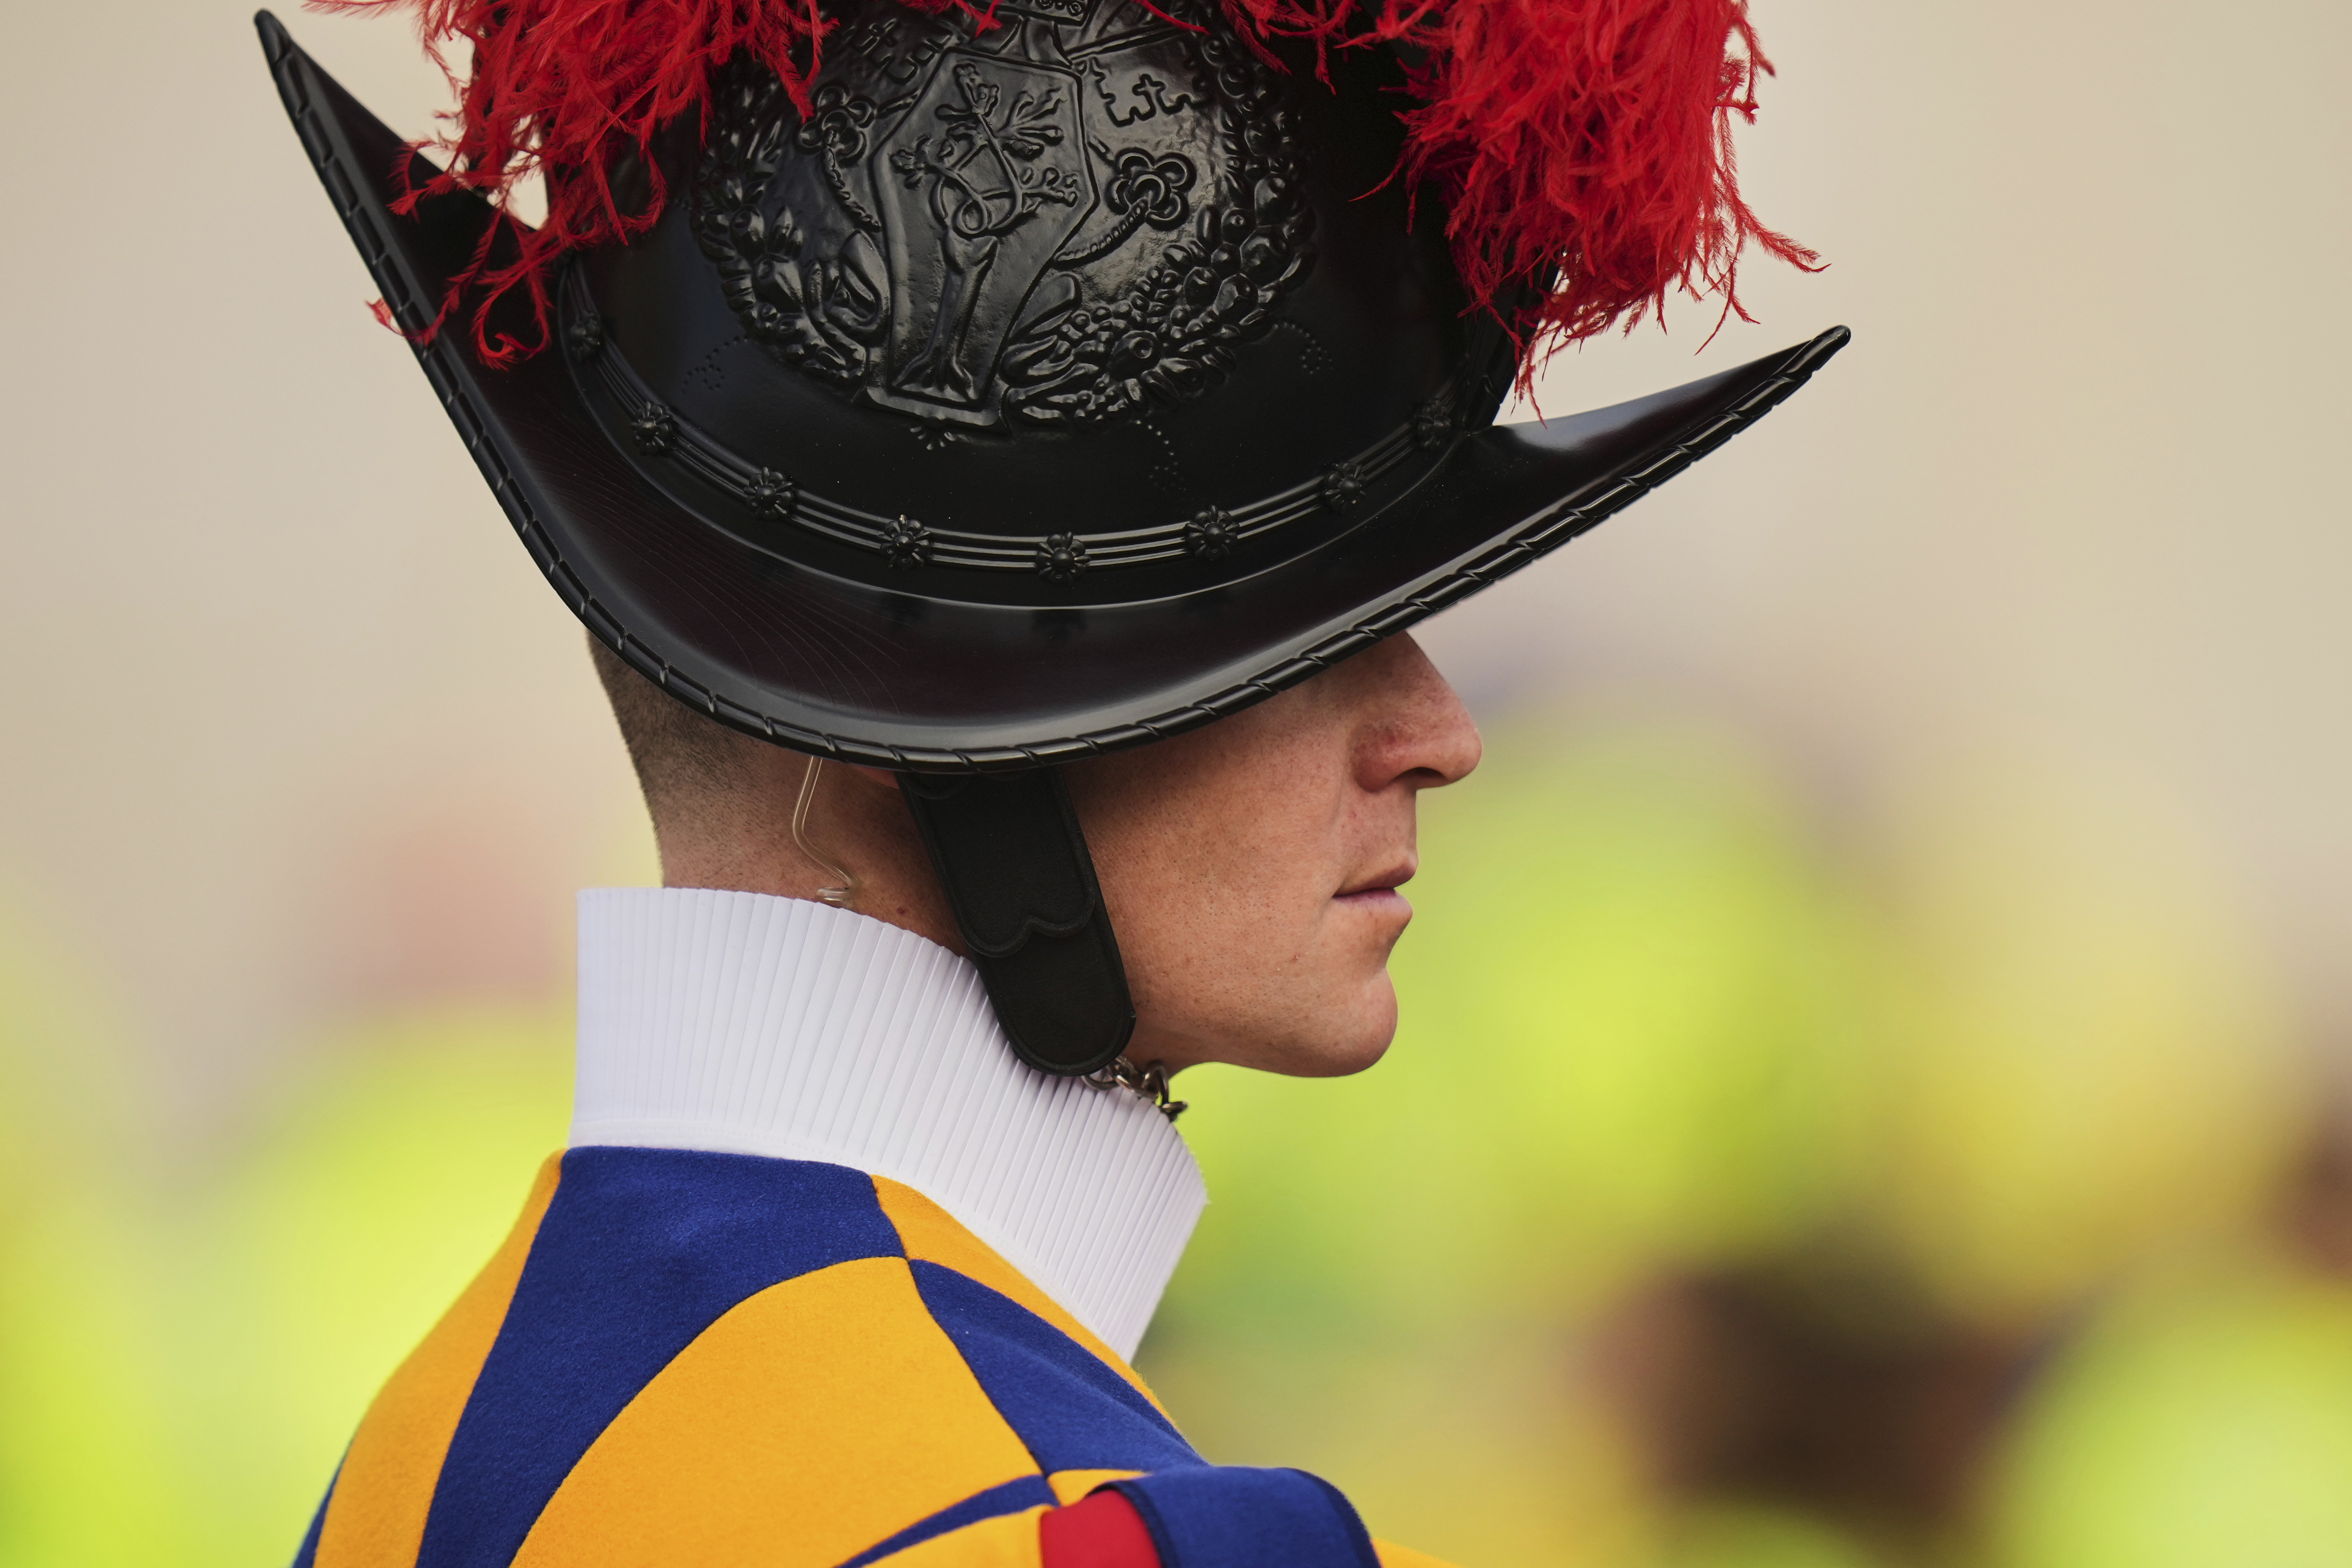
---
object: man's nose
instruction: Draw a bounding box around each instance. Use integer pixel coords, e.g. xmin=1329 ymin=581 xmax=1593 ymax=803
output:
xmin=1358 ymin=635 xmax=1483 ymax=791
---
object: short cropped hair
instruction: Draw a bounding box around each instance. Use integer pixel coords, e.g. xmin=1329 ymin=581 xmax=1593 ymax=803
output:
xmin=587 ymin=634 xmax=772 ymax=823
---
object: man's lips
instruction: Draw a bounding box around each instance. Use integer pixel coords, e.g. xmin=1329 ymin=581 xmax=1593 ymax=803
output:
xmin=1336 ymin=863 xmax=1416 ymax=900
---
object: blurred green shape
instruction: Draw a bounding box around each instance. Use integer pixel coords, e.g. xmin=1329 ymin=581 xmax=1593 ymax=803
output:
xmin=1151 ymin=714 xmax=1869 ymax=1566
xmin=0 ymin=890 xmax=578 ymax=1568
xmin=159 ymin=1006 xmax=572 ymax=1566
xmin=1861 ymin=757 xmax=2302 ymax=1325
xmin=1169 ymin=715 xmax=1868 ymax=1334
xmin=0 ymin=1191 xmax=191 ymax=1568
xmin=1661 ymin=1504 xmax=1883 ymax=1568
xmin=1143 ymin=1321 xmax=1654 ymax=1568
xmin=0 ymin=893 xmax=184 ymax=1568
xmin=1412 ymin=720 xmax=1867 ymax=1291
xmin=1993 ymin=1257 xmax=2352 ymax=1568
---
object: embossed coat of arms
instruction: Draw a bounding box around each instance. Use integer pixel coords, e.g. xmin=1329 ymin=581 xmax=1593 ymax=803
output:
xmin=695 ymin=0 xmax=1312 ymax=430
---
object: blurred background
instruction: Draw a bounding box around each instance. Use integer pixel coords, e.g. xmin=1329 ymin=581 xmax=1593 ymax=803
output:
xmin=3 ymin=0 xmax=2350 ymax=1563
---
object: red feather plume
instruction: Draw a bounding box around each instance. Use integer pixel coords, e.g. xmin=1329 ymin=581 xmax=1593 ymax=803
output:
xmin=310 ymin=0 xmax=1816 ymax=377
xmin=1229 ymin=0 xmax=1819 ymax=366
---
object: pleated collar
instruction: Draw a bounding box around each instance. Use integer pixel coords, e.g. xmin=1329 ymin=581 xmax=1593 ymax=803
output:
xmin=570 ymin=887 xmax=1205 ymax=1359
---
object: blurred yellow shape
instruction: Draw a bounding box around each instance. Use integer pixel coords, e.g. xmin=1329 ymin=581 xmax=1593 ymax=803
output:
xmin=1661 ymin=1503 xmax=1880 ymax=1568
xmin=167 ymin=1006 xmax=575 ymax=1565
xmin=1865 ymin=756 xmax=2302 ymax=1324
xmin=0 ymin=1186 xmax=190 ymax=1568
xmin=1155 ymin=717 xmax=1867 ymax=1568
xmin=1175 ymin=717 xmax=1867 ymax=1328
xmin=1409 ymin=721 xmax=1868 ymax=1290
xmin=319 ymin=1154 xmax=562 ymax=1568
xmin=1992 ymin=1256 xmax=2352 ymax=1568
xmin=0 ymin=890 xmax=186 ymax=1568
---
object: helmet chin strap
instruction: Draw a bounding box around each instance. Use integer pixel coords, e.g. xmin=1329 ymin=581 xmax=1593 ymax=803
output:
xmin=897 ymin=769 xmax=1138 ymax=1080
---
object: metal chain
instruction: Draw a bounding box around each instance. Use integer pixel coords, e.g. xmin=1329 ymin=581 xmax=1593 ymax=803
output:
xmin=1084 ymin=1056 xmax=1188 ymax=1122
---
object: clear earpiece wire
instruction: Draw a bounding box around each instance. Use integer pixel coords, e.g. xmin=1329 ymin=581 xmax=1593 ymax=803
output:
xmin=791 ymin=758 xmax=861 ymax=910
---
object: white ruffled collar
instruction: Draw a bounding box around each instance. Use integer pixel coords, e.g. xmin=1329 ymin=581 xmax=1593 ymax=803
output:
xmin=569 ymin=886 xmax=1205 ymax=1359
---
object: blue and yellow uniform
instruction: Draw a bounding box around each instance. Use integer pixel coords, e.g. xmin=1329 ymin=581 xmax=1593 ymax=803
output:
xmin=294 ymin=1148 xmax=1436 ymax=1568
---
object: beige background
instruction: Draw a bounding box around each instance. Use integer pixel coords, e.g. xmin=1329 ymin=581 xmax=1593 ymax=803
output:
xmin=2 ymin=0 xmax=2348 ymax=1153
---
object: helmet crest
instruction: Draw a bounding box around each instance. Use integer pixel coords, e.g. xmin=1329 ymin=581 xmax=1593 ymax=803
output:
xmin=318 ymin=0 xmax=1815 ymax=372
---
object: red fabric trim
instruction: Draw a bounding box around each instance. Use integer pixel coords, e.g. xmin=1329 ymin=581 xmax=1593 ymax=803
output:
xmin=1040 ymin=1490 xmax=1163 ymax=1568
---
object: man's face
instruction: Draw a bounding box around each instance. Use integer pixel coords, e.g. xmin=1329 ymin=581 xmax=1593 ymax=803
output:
xmin=1067 ymin=635 xmax=1481 ymax=1076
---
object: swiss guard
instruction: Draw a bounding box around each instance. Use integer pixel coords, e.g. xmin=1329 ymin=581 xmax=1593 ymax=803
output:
xmin=257 ymin=0 xmax=1842 ymax=1560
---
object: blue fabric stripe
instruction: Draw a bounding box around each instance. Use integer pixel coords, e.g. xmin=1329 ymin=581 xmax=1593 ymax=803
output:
xmin=1113 ymin=1467 xmax=1381 ymax=1568
xmin=835 ymin=1474 xmax=1057 ymax=1568
xmin=418 ymin=1149 xmax=903 ymax=1568
xmin=288 ymin=1461 xmax=335 ymax=1568
xmin=909 ymin=1260 xmax=1197 ymax=1474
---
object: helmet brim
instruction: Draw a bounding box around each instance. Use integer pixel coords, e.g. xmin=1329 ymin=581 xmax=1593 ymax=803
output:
xmin=261 ymin=10 xmax=1847 ymax=772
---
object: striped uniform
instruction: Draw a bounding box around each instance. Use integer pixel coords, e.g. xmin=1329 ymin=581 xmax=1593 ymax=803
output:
xmin=294 ymin=1147 xmax=1447 ymax=1568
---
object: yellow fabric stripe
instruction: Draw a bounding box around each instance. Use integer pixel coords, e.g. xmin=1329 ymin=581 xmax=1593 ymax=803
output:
xmin=872 ymin=1176 xmax=1173 ymax=1419
xmin=512 ymin=1256 xmax=1041 ymax=1568
xmin=867 ymin=1506 xmax=1047 ymax=1568
xmin=1373 ymin=1540 xmax=1459 ymax=1568
xmin=317 ymin=1153 xmax=563 ymax=1568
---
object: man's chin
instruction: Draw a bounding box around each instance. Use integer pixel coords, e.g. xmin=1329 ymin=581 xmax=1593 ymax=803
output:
xmin=1251 ymin=985 xmax=1400 ymax=1079
xmin=1304 ymin=1032 xmax=1396 ymax=1079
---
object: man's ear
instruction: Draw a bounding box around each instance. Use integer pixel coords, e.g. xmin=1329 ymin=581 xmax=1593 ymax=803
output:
xmin=841 ymin=764 xmax=904 ymax=792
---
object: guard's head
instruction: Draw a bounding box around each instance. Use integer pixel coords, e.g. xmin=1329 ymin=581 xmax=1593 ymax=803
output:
xmin=591 ymin=634 xmax=1479 ymax=1077
xmin=273 ymin=0 xmax=1820 ymax=1078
